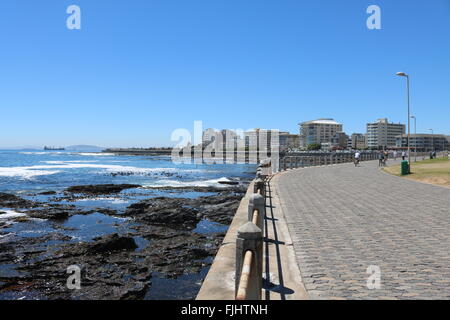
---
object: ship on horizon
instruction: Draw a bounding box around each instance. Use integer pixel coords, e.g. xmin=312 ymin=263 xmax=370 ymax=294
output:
xmin=44 ymin=146 xmax=66 ymax=151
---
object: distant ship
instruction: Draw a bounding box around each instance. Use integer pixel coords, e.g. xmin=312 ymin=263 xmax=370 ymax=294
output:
xmin=44 ymin=146 xmax=66 ymax=151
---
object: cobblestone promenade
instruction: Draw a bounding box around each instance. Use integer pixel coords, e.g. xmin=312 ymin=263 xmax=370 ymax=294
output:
xmin=272 ymin=159 xmax=450 ymax=299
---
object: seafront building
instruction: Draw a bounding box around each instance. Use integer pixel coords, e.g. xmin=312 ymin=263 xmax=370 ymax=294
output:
xmin=395 ymin=134 xmax=449 ymax=152
xmin=244 ymin=129 xmax=300 ymax=152
xmin=299 ymin=118 xmax=343 ymax=148
xmin=350 ymin=133 xmax=367 ymax=150
xmin=202 ymin=128 xmax=241 ymax=151
xmin=330 ymin=132 xmax=349 ymax=150
xmin=279 ymin=132 xmax=300 ymax=152
xmin=366 ymin=118 xmax=405 ymax=149
xmin=202 ymin=128 xmax=300 ymax=153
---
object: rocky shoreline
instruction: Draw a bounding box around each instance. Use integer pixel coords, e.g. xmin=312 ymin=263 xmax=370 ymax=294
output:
xmin=0 ymin=182 xmax=249 ymax=300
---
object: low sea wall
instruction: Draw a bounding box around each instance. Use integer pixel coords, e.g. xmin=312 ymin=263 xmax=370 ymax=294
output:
xmin=196 ymin=182 xmax=255 ymax=300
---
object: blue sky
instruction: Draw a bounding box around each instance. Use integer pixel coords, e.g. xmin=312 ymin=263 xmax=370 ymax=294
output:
xmin=0 ymin=0 xmax=449 ymax=148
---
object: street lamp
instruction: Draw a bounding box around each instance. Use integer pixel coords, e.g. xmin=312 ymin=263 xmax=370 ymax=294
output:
xmin=396 ymin=72 xmax=411 ymax=172
xmin=429 ymin=128 xmax=434 ymax=157
xmin=410 ymin=115 xmax=417 ymax=162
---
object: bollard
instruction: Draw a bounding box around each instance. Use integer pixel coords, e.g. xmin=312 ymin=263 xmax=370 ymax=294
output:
xmin=235 ymin=222 xmax=263 ymax=300
xmin=253 ymin=178 xmax=265 ymax=196
xmin=248 ymin=193 xmax=265 ymax=231
xmin=256 ymin=168 xmax=263 ymax=179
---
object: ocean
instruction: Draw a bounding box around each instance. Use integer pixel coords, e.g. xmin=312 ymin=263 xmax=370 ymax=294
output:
xmin=0 ymin=150 xmax=256 ymax=300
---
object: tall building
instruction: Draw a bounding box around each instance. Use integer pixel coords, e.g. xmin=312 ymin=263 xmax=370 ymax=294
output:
xmin=366 ymin=118 xmax=405 ymax=149
xmin=299 ymin=119 xmax=343 ymax=148
xmin=396 ymin=134 xmax=449 ymax=152
xmin=331 ymin=132 xmax=349 ymax=149
xmin=244 ymin=129 xmax=283 ymax=151
xmin=351 ymin=133 xmax=367 ymax=150
xmin=202 ymin=128 xmax=239 ymax=151
xmin=279 ymin=132 xmax=300 ymax=152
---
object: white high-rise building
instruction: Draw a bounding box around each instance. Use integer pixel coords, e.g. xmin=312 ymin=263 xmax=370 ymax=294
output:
xmin=299 ymin=119 xmax=343 ymax=148
xmin=366 ymin=118 xmax=405 ymax=149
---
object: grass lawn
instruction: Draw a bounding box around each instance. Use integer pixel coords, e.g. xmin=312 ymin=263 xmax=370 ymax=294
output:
xmin=383 ymin=157 xmax=450 ymax=188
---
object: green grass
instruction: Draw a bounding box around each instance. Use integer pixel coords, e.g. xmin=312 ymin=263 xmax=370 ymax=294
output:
xmin=384 ymin=158 xmax=450 ymax=187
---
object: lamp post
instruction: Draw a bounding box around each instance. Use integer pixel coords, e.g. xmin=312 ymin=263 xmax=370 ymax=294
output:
xmin=410 ymin=115 xmax=417 ymax=162
xmin=396 ymin=72 xmax=411 ymax=172
xmin=429 ymin=128 xmax=434 ymax=157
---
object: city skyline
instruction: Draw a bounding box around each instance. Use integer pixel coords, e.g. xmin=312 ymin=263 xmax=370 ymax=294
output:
xmin=1 ymin=0 xmax=450 ymax=148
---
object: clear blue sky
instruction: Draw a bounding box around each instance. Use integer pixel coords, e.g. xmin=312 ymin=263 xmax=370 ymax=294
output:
xmin=1 ymin=0 xmax=449 ymax=148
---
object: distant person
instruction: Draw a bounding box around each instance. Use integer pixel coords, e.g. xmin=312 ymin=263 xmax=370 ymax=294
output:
xmin=354 ymin=151 xmax=361 ymax=167
xmin=402 ymin=151 xmax=407 ymax=161
xmin=378 ymin=151 xmax=385 ymax=167
xmin=384 ymin=150 xmax=389 ymax=166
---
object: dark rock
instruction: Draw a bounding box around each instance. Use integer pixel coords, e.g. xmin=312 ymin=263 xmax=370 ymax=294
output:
xmin=126 ymin=198 xmax=200 ymax=229
xmin=142 ymin=184 xmax=247 ymax=194
xmin=90 ymin=233 xmax=138 ymax=253
xmin=218 ymin=180 xmax=239 ymax=185
xmin=96 ymin=208 xmax=118 ymax=216
xmin=39 ymin=191 xmax=57 ymax=195
xmin=28 ymin=209 xmax=70 ymax=221
xmin=0 ymin=193 xmax=38 ymax=209
xmin=119 ymin=282 xmax=149 ymax=300
xmin=0 ymin=180 xmax=249 ymax=300
xmin=66 ymin=184 xmax=141 ymax=195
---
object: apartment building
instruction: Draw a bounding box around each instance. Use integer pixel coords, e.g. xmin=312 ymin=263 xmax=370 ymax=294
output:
xmin=366 ymin=118 xmax=405 ymax=149
xmin=299 ymin=119 xmax=343 ymax=148
xmin=396 ymin=134 xmax=449 ymax=152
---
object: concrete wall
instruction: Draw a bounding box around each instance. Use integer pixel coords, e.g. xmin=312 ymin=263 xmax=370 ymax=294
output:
xmin=196 ymin=183 xmax=255 ymax=300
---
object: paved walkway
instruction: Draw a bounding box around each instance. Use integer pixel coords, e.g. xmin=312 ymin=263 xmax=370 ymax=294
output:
xmin=272 ymin=159 xmax=450 ymax=300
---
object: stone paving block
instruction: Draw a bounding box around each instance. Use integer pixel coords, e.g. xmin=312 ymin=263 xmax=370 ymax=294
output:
xmin=272 ymin=159 xmax=450 ymax=300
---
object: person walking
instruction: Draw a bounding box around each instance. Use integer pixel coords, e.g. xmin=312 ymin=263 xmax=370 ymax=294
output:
xmin=402 ymin=151 xmax=407 ymax=161
xmin=354 ymin=151 xmax=361 ymax=167
xmin=383 ymin=150 xmax=389 ymax=166
xmin=378 ymin=150 xmax=385 ymax=167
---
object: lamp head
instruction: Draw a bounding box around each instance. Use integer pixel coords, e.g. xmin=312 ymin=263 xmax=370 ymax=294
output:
xmin=396 ymin=72 xmax=408 ymax=77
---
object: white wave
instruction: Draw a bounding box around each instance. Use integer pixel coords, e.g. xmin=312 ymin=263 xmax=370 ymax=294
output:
xmin=42 ymin=160 xmax=99 ymax=164
xmin=0 ymin=160 xmax=205 ymax=179
xmin=76 ymin=197 xmax=129 ymax=204
xmin=0 ymin=167 xmax=61 ymax=178
xmin=143 ymin=177 xmax=232 ymax=188
xmin=19 ymin=152 xmax=66 ymax=155
xmin=19 ymin=152 xmax=48 ymax=155
xmin=77 ymin=153 xmax=115 ymax=156
xmin=0 ymin=210 xmax=27 ymax=220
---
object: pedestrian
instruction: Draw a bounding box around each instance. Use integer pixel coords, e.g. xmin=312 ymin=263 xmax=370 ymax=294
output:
xmin=384 ymin=150 xmax=389 ymax=166
xmin=402 ymin=151 xmax=406 ymax=161
xmin=354 ymin=151 xmax=361 ymax=167
xmin=378 ymin=151 xmax=385 ymax=167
